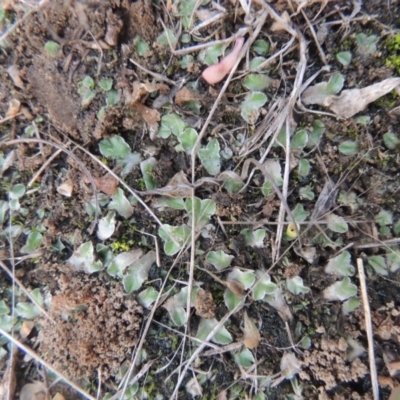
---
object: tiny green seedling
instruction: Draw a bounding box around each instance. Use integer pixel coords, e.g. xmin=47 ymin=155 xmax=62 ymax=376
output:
xmin=138 ymin=287 xmax=159 ymax=309
xmin=306 ymin=119 xmax=325 ymax=148
xmin=249 ymin=56 xmax=267 ymax=71
xmin=326 ymin=213 xmax=348 ymax=233
xmin=98 ymin=78 xmax=113 ymax=92
xmin=206 ymin=250 xmax=234 ymax=271
xmin=8 ymin=183 xmax=25 ymax=212
xmin=298 ymin=159 xmax=310 ymax=177
xmin=336 ymin=51 xmax=352 ymax=66
xmin=123 ymin=251 xmax=157 ymax=293
xmin=156 ymin=28 xmax=178 ymax=48
xmin=134 ymin=36 xmax=150 ymax=57
xmin=185 ymin=197 xmax=216 ymax=230
xmin=383 ymin=132 xmax=400 ymax=149
xmin=252 ymin=39 xmax=270 ymax=56
xmin=99 ymin=135 xmax=131 ymax=159
xmin=252 ymin=270 xmax=277 ymax=301
xmin=243 ymin=74 xmax=271 ymax=92
xmin=163 ymin=286 xmax=199 ymax=326
xmin=240 ymin=228 xmax=266 ymax=248
xmin=44 ymin=41 xmax=60 ymax=58
xmin=99 ymin=135 xmax=141 ymax=176
xmin=107 ymin=250 xmax=142 ymax=278
xmin=67 ymin=241 xmax=103 ymax=274
xmin=355 ymin=33 xmax=378 ymax=55
xmin=196 ymin=317 xmax=232 ymax=345
xmin=322 ymin=277 xmax=358 ymax=301
xmin=108 ymin=188 xmax=134 ymax=219
xmin=325 ymin=251 xmax=355 ymax=277
xmin=290 ymin=204 xmax=309 ymax=223
xmin=158 ymin=113 xmax=187 ymax=138
xmin=158 ymin=224 xmax=191 ymax=256
xmin=20 ymin=232 xmax=43 ymax=254
xmin=291 ymin=129 xmax=308 ymax=150
xmin=78 ymin=76 xmax=96 ymax=108
xmin=368 ymin=255 xmax=388 ymax=276
xmin=240 ymin=92 xmax=268 ymax=125
xmin=286 ymin=276 xmax=310 ymax=295
xmin=339 ymin=140 xmax=358 ymax=156
xmin=387 ymin=250 xmax=400 ymax=272
xmin=375 ymin=209 xmax=393 ymax=226
xmin=198 ymin=43 xmax=224 ymax=66
xmin=177 ymin=127 xmax=198 ymax=153
xmin=97 ymin=211 xmax=116 ymax=241
xmin=299 ymin=185 xmax=314 ymax=201
xmin=198 ymin=139 xmax=221 ymax=176
xmin=233 ymin=348 xmax=255 ymax=368
xmin=219 ymin=171 xmax=244 ymax=194
xmin=224 ymin=268 xmax=256 ymax=311
xmin=302 ymin=73 xmax=344 ymax=106
xmin=140 ymin=157 xmax=157 ymax=190
xmin=342 ymin=296 xmax=360 ymax=315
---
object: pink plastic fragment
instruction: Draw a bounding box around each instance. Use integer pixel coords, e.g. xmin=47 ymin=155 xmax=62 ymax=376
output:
xmin=201 ymin=37 xmax=245 ymax=85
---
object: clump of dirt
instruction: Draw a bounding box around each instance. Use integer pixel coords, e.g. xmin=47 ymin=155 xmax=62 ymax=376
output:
xmin=301 ymin=336 xmax=368 ymax=395
xmin=27 ymin=55 xmax=80 ymax=139
xmin=39 ymin=269 xmax=142 ymax=381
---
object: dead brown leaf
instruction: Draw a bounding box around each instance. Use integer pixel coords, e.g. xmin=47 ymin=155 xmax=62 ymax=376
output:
xmin=20 ymin=321 xmax=35 ymax=339
xmin=303 ymin=77 xmax=400 ymax=119
xmin=175 ymin=86 xmax=199 ymax=106
xmin=104 ymin=9 xmax=123 ymax=46
xmin=130 ymin=81 xmax=169 ymax=104
xmin=270 ymin=11 xmax=291 ymax=31
xmin=243 ymin=311 xmax=261 ymax=349
xmin=6 ymin=99 xmax=21 ymax=117
xmin=326 ymin=78 xmax=400 ymax=118
xmin=133 ymin=102 xmax=161 ymax=126
xmin=194 ymin=289 xmax=216 ymax=319
xmin=93 ymin=174 xmax=119 ymax=195
xmin=7 ymin=65 xmax=25 ymax=89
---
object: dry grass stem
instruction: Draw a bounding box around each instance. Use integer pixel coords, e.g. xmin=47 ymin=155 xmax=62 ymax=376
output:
xmin=27 ymin=147 xmax=64 ymax=188
xmin=128 ymin=57 xmax=177 ymax=85
xmin=357 ymin=258 xmax=379 ymax=400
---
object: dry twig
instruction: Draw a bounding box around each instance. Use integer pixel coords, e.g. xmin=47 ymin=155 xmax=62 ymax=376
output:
xmin=357 ymin=258 xmax=379 ymax=400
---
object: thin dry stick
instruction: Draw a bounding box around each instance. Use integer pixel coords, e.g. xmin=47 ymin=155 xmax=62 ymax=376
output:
xmin=0 ymin=327 xmax=96 ymax=400
xmin=273 ymin=118 xmax=292 ymax=261
xmin=301 ymin=9 xmax=327 ymax=65
xmin=357 ymin=258 xmax=379 ymax=400
xmin=128 ymin=57 xmax=177 ymax=85
xmin=0 ymin=113 xmax=23 ymax=125
xmin=178 ymin=186 xmax=195 ymax=392
xmin=354 ymin=237 xmax=400 ymax=249
xmin=27 ymin=147 xmax=64 ymax=187
xmin=189 ymin=12 xmax=225 ymax=35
